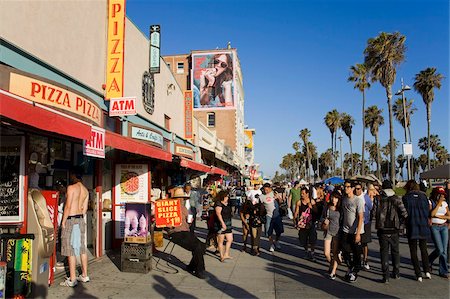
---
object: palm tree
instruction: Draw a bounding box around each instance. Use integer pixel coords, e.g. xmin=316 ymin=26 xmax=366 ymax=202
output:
xmin=413 ymin=67 xmax=444 ymax=170
xmin=320 ymin=149 xmax=333 ymax=177
xmin=324 ymin=109 xmax=341 ymax=175
xmin=299 ymin=128 xmax=312 ymax=181
xmin=365 ymin=141 xmax=378 ymax=173
xmin=392 ymin=97 xmax=417 ymax=142
xmin=348 ymin=63 xmax=371 ymax=175
xmin=418 ymin=135 xmax=442 ymax=167
xmin=340 ymin=113 xmax=355 ymax=176
xmin=397 ymin=154 xmax=406 ymax=180
xmin=417 ymin=154 xmax=428 ymax=172
xmin=365 ymin=105 xmax=384 ymax=179
xmin=364 ymin=31 xmax=406 ymax=185
xmin=435 ymin=146 xmax=450 ymax=165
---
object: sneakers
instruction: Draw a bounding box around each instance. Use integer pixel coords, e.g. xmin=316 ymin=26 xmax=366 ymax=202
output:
xmin=425 ymin=272 xmax=431 ymax=279
xmin=329 ymin=273 xmax=336 ymax=280
xmin=310 ymin=252 xmax=317 ymax=262
xmin=60 ymin=278 xmax=78 ymax=287
xmin=417 ymin=277 xmax=423 ymax=282
xmin=390 ymin=273 xmax=400 ymax=279
xmin=363 ymin=261 xmax=370 ymax=270
xmin=348 ymin=272 xmax=357 ymax=283
xmin=382 ymin=277 xmax=389 ymax=284
xmin=77 ymin=275 xmax=90 ymax=283
xmin=275 ymin=241 xmax=281 ymax=250
xmin=269 ymin=245 xmax=275 ymax=252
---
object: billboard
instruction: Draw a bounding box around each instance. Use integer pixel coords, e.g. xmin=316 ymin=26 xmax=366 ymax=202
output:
xmin=192 ymin=51 xmax=235 ymax=109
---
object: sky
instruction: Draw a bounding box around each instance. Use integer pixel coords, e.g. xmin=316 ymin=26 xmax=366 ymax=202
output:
xmin=127 ymin=0 xmax=449 ymax=178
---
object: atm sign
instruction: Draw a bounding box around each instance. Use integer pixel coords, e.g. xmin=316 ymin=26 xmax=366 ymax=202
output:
xmin=109 ymin=97 xmax=137 ymax=117
xmin=84 ymin=126 xmax=105 ymax=158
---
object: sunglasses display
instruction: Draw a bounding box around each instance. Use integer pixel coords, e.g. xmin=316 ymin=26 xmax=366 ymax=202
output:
xmin=214 ymin=60 xmax=228 ymax=68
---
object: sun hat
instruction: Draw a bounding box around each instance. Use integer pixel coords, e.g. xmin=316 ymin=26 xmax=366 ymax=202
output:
xmin=171 ymin=187 xmax=190 ymax=198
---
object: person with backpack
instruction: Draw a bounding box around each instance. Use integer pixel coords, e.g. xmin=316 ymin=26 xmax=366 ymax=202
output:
xmin=245 ymin=193 xmax=267 ymax=256
xmin=294 ymin=186 xmax=318 ymax=261
xmin=372 ymin=180 xmax=408 ymax=283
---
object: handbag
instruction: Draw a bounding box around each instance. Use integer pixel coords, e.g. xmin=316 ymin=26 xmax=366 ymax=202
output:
xmin=279 ymin=200 xmax=288 ymax=217
xmin=296 ymin=207 xmax=312 ymax=229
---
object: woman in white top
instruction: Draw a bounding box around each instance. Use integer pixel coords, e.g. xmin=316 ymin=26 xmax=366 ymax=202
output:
xmin=428 ymin=187 xmax=450 ymax=278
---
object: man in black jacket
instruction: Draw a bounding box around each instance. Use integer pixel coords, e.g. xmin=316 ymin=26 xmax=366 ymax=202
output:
xmin=373 ymin=180 xmax=408 ymax=283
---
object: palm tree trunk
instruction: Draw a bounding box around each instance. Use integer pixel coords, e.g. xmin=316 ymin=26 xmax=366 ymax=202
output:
xmin=361 ymin=90 xmax=366 ymax=175
xmin=331 ymin=133 xmax=334 ymax=175
xmin=427 ymin=104 xmax=431 ymax=170
xmin=375 ymin=134 xmax=381 ymax=180
xmin=387 ymin=88 xmax=396 ymax=184
xmin=334 ymin=131 xmax=338 ymax=176
xmin=350 ymin=138 xmax=353 ymax=176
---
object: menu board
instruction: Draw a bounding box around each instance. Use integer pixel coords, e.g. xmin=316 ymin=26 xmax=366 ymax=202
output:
xmin=114 ymin=164 xmax=149 ymax=204
xmin=0 ymin=136 xmax=24 ymax=224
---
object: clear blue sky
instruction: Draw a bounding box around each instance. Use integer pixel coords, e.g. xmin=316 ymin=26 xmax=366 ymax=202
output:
xmin=127 ymin=0 xmax=449 ymax=178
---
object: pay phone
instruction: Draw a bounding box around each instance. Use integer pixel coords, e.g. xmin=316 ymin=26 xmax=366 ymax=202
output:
xmin=27 ymin=189 xmax=55 ymax=297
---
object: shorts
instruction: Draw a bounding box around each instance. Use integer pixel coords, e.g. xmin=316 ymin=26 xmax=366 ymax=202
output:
xmin=298 ymin=226 xmax=317 ymax=248
xmin=265 ymin=215 xmax=284 ymax=237
xmin=324 ymin=232 xmax=333 ymax=241
xmin=61 ymin=216 xmax=87 ymax=257
xmin=361 ymin=222 xmax=372 ymax=244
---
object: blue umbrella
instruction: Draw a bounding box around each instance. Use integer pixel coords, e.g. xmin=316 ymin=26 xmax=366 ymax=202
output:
xmin=323 ymin=176 xmax=344 ymax=185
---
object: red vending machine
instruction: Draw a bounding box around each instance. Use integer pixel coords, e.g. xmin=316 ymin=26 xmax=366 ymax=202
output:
xmin=41 ymin=190 xmax=59 ymax=286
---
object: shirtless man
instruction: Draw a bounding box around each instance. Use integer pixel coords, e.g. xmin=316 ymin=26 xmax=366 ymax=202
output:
xmin=60 ymin=169 xmax=89 ymax=287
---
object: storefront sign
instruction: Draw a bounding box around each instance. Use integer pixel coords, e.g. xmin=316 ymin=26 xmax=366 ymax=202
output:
xmin=130 ymin=126 xmax=163 ymax=148
xmin=155 ymin=199 xmax=182 ymax=228
xmin=149 ymin=25 xmax=161 ymax=74
xmin=9 ymin=73 xmax=102 ymax=125
xmin=109 ymin=97 xmax=137 ymax=116
xmin=175 ymin=144 xmax=194 ymax=159
xmin=184 ymin=91 xmax=193 ymax=139
xmin=115 ymin=164 xmax=149 ymax=204
xmin=83 ymin=126 xmax=105 ymax=158
xmin=105 ymin=0 xmax=126 ymax=100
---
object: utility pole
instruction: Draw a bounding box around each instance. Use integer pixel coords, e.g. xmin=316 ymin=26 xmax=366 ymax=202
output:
xmin=395 ymin=78 xmax=412 ymax=181
xmin=338 ymin=134 xmax=344 ymax=178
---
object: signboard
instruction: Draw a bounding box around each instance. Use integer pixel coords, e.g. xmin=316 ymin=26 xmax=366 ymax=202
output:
xmin=175 ymin=144 xmax=194 ymax=159
xmin=192 ymin=51 xmax=236 ymax=109
xmin=130 ymin=126 xmax=163 ymax=148
xmin=244 ymin=129 xmax=253 ymax=149
xmin=403 ymin=143 xmax=413 ymax=156
xmin=105 ymin=0 xmax=126 ymax=100
xmin=109 ymin=97 xmax=137 ymax=116
xmin=149 ymin=25 xmax=161 ymax=74
xmin=115 ymin=164 xmax=149 ymax=204
xmin=184 ymin=91 xmax=193 ymax=139
xmin=9 ymin=73 xmax=102 ymax=125
xmin=83 ymin=126 xmax=105 ymax=158
xmin=155 ymin=199 xmax=182 ymax=228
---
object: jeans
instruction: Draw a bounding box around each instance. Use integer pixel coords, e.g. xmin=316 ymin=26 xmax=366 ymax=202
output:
xmin=408 ymin=238 xmax=430 ymax=278
xmin=170 ymin=231 xmax=206 ymax=274
xmin=378 ymin=231 xmax=400 ymax=279
xmin=341 ymin=232 xmax=362 ymax=273
xmin=429 ymin=225 xmax=449 ymax=275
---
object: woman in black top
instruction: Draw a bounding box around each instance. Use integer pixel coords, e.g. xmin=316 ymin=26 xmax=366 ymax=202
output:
xmin=215 ymin=190 xmax=233 ymax=262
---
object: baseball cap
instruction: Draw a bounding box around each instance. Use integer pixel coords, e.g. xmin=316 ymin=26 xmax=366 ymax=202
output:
xmin=435 ymin=187 xmax=446 ymax=195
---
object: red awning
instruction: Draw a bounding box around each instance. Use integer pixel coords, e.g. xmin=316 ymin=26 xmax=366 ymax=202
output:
xmin=0 ymin=90 xmax=92 ymax=140
xmin=211 ymin=166 xmax=228 ymax=176
xmin=179 ymin=157 xmax=212 ymax=173
xmin=105 ymin=131 xmax=172 ymax=162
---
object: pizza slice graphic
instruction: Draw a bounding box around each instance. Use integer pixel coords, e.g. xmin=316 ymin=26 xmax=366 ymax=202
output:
xmin=120 ymin=171 xmax=140 ymax=195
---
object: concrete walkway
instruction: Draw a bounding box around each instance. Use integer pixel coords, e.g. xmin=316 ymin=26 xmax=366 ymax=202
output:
xmin=47 ymin=217 xmax=449 ymax=298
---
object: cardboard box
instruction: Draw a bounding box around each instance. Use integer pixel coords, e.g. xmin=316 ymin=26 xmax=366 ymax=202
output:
xmin=124 ymin=202 xmax=150 ymax=244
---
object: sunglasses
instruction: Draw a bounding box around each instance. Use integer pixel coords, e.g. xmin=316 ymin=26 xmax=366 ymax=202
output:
xmin=214 ymin=59 xmax=228 ymax=68
xmin=344 ymin=185 xmax=352 ymax=188
xmin=355 ymin=187 xmax=362 ymax=190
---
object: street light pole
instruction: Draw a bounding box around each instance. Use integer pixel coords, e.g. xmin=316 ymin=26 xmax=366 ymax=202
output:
xmin=396 ymin=79 xmax=412 ymax=181
xmin=338 ymin=134 xmax=343 ymax=178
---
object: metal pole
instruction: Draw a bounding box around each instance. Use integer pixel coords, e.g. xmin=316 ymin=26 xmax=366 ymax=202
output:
xmin=401 ymin=79 xmax=412 ymax=180
xmin=339 ymin=135 xmax=343 ymax=178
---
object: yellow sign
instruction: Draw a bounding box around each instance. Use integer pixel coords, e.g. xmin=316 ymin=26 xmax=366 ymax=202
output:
xmin=244 ymin=129 xmax=253 ymax=149
xmin=105 ymin=0 xmax=126 ymax=100
xmin=9 ymin=73 xmax=102 ymax=125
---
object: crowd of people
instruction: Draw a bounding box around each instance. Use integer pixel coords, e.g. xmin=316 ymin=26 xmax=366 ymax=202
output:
xmin=167 ymin=179 xmax=450 ymax=284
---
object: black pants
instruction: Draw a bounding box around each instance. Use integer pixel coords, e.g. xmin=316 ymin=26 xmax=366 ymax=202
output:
xmin=378 ymin=231 xmax=400 ymax=279
xmin=341 ymin=232 xmax=362 ymax=273
xmin=189 ymin=207 xmax=197 ymax=233
xmin=408 ymin=238 xmax=430 ymax=278
xmin=170 ymin=231 xmax=206 ymax=274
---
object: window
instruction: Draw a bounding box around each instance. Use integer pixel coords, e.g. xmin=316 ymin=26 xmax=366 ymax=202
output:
xmin=177 ymin=62 xmax=184 ymax=74
xmin=207 ymin=112 xmax=215 ymax=127
xmin=167 ymin=63 xmax=171 ymax=70
xmin=164 ymin=114 xmax=171 ymax=130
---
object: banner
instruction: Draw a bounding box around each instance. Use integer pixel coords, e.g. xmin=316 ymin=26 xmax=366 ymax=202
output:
xmin=154 ymin=199 xmax=182 ymax=228
xmin=244 ymin=129 xmax=253 ymax=149
xmin=105 ymin=0 xmax=126 ymax=100
xmin=184 ymin=91 xmax=193 ymax=139
xmin=192 ymin=51 xmax=235 ymax=109
xmin=149 ymin=25 xmax=161 ymax=74
xmin=115 ymin=164 xmax=149 ymax=204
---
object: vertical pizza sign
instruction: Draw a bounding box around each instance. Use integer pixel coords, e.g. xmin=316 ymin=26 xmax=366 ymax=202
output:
xmin=115 ymin=164 xmax=148 ymax=203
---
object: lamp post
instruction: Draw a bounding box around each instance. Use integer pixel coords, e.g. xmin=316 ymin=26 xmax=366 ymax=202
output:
xmin=395 ymin=78 xmax=412 ymax=180
xmin=338 ymin=134 xmax=344 ymax=178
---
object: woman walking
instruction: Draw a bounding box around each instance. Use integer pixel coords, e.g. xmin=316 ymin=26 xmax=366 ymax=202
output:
xmin=215 ymin=190 xmax=233 ymax=262
xmin=428 ymin=187 xmax=450 ymax=279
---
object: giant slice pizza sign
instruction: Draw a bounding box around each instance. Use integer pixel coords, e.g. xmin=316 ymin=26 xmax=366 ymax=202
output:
xmin=155 ymin=199 xmax=182 ymax=228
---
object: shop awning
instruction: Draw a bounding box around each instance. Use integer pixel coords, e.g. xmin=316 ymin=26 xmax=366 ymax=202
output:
xmin=0 ymin=89 xmax=92 ymax=140
xmin=179 ymin=157 xmax=212 ymax=173
xmin=105 ymin=131 xmax=172 ymax=162
xmin=210 ymin=166 xmax=228 ymax=176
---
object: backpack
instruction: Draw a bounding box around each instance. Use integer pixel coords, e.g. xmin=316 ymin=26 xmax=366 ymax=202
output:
xmin=382 ymin=196 xmax=398 ymax=230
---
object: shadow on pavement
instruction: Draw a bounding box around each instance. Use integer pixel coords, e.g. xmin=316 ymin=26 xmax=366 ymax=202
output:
xmin=68 ymin=281 xmax=98 ymax=299
xmin=153 ymin=275 xmax=198 ymax=299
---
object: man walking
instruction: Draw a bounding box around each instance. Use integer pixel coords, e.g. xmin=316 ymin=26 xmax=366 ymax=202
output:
xmin=341 ymin=180 xmax=365 ymax=282
xmin=60 ymin=168 xmax=90 ymax=287
xmin=373 ymin=180 xmax=408 ymax=283
xmin=288 ymin=181 xmax=301 ymax=216
xmin=260 ymin=183 xmax=284 ymax=252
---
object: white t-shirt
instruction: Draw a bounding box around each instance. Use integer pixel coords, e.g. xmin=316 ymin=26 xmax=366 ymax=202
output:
xmin=260 ymin=192 xmax=276 ymax=218
xmin=246 ymin=189 xmax=262 ymax=204
xmin=431 ymin=201 xmax=448 ymax=224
